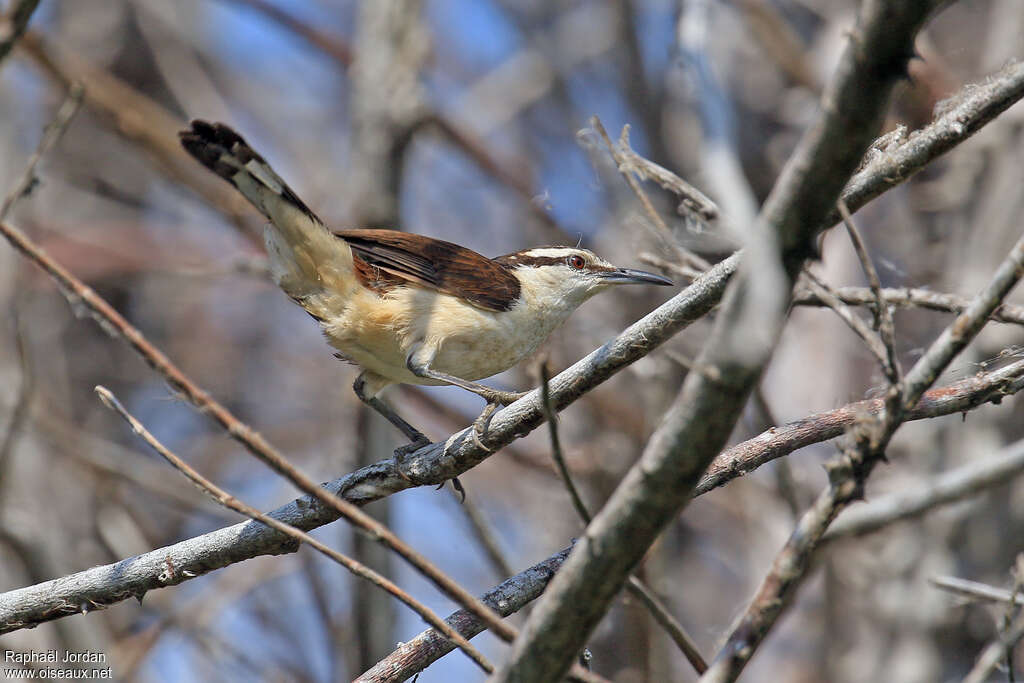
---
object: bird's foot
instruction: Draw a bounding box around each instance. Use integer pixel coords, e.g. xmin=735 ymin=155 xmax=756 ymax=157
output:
xmin=477 ymin=388 xmax=529 ymax=407
xmin=470 ymin=390 xmax=528 ymax=450
xmin=392 ymin=435 xmax=432 ymax=483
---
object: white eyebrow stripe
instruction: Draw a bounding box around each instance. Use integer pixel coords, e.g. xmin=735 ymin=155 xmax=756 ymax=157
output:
xmin=519 ymin=247 xmax=590 ymax=259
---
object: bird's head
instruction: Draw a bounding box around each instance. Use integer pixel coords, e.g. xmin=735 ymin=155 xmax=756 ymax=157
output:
xmin=497 ymin=247 xmax=673 ymax=311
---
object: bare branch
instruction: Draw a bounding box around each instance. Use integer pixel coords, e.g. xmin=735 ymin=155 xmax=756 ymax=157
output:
xmin=698 ymin=357 xmax=1024 ymax=496
xmin=356 ymin=547 xmax=573 ymax=683
xmin=825 ymin=434 xmax=1024 ymax=542
xmin=494 ymin=2 xmax=945 ymax=680
xmin=794 ymin=285 xmax=1024 ymax=326
xmin=701 ymin=225 xmax=1024 ymax=681
xmin=963 ymin=606 xmax=1024 ymax=683
xmin=930 ymin=575 xmax=1024 ymax=606
xmin=0 ymin=84 xmax=83 ymax=221
xmin=590 ymin=116 xmax=711 ymax=271
xmin=799 ymin=268 xmax=891 ymax=370
xmin=1 ymin=37 xmax=1022 ymax=647
xmin=611 ymin=124 xmax=718 ymax=222
xmin=94 ymin=386 xmax=493 ymax=674
xmin=837 ymin=199 xmax=901 ymax=382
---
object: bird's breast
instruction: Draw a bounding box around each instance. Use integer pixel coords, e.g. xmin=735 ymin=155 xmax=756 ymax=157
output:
xmin=424 ymin=296 xmax=568 ymax=380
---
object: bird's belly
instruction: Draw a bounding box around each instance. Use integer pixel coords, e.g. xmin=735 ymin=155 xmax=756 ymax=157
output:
xmin=430 ymin=328 xmax=540 ymax=380
xmin=427 ymin=305 xmax=557 ymax=381
xmin=321 ymin=288 xmax=563 ymax=386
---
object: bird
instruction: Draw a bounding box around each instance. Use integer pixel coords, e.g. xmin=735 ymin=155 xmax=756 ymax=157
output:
xmin=179 ymin=120 xmax=673 ymax=468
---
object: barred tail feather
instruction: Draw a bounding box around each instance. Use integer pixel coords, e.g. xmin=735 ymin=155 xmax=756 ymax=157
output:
xmin=179 ymin=120 xmax=355 ymax=301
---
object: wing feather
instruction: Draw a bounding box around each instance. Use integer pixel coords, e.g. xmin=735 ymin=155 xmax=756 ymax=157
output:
xmin=334 ymin=230 xmax=521 ymax=312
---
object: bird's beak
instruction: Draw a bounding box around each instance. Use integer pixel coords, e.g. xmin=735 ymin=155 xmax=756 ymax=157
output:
xmin=597 ymin=267 xmax=674 ymax=286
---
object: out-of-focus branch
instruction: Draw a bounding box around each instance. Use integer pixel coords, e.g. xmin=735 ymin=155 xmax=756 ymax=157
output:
xmin=0 ymin=221 xmax=514 ymax=644
xmin=17 ymin=31 xmax=261 ymax=244
xmin=219 ymin=0 xmax=353 ymax=66
xmin=0 ymin=307 xmax=32 ymax=503
xmin=0 ymin=85 xmax=83 ymax=221
xmin=825 ymin=436 xmax=1024 ymax=542
xmin=94 ymin=386 xmax=493 ymax=674
xmin=702 ymin=224 xmax=1024 ymax=681
xmin=538 ymin=363 xmax=708 ymax=675
xmin=493 ymin=3 xmax=944 ymax=680
xmin=794 ymin=285 xmax=1024 ymax=326
xmin=0 ymin=0 xmax=39 ymax=65
xmin=2 ymin=37 xmax=1021 ymax=641
xmin=929 ymin=575 xmax=1024 ymax=606
xmin=591 ymin=117 xmax=711 ymax=272
xmin=963 ymin=605 xmax=1024 ymax=683
xmin=697 ymin=357 xmax=1024 ymax=496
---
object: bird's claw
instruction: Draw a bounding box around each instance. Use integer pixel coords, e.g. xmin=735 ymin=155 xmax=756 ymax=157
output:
xmin=392 ymin=435 xmax=432 ymax=483
xmin=436 ymin=476 xmax=467 ymax=503
xmin=473 ymin=402 xmax=500 ymax=438
xmin=471 ymin=390 xmax=527 ymax=450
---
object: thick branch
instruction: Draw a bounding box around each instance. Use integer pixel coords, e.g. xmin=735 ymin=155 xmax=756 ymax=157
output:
xmin=701 ymin=228 xmax=1024 ymax=682
xmin=698 ymin=358 xmax=1024 ymax=496
xmin=1 ymin=30 xmax=1021 ymax=643
xmin=491 ymin=3 xmax=944 ymax=681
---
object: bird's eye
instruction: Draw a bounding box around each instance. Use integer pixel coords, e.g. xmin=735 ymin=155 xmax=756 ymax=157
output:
xmin=567 ymin=254 xmax=586 ymax=270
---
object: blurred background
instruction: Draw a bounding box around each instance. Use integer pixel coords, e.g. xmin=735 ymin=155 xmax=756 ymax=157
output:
xmin=1 ymin=0 xmax=1023 ymax=681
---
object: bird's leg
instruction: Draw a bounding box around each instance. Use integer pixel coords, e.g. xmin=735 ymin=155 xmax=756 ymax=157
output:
xmin=405 ymin=355 xmax=527 ymax=440
xmin=353 ymin=375 xmax=431 ymax=480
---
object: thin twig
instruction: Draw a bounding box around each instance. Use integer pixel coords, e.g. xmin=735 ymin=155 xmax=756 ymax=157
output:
xmin=93 ymin=386 xmax=494 ymax=675
xmin=825 ymin=435 xmax=1024 ymax=542
xmin=539 ymin=362 xmax=590 ymax=524
xmin=837 ymin=199 xmax=900 ymax=382
xmin=453 ymin=489 xmax=516 ymax=581
xmin=794 ymin=285 xmax=1024 ymax=326
xmin=0 ymin=218 xmax=515 ymax=644
xmin=0 ymin=306 xmax=33 ymax=502
xmin=539 ymin=362 xmax=709 ymax=675
xmin=623 ymin=576 xmax=708 ymax=675
xmin=591 ymin=116 xmax=711 ymax=272
xmin=0 ymin=84 xmax=84 ymax=221
xmin=930 ymin=575 xmax=1024 ymax=607
xmin=614 ymin=125 xmax=719 ymax=222
xmin=800 ymin=268 xmax=890 ymax=369
xmin=702 ymin=224 xmax=1024 ymax=682
xmin=963 ymin=606 xmax=1024 ymax=683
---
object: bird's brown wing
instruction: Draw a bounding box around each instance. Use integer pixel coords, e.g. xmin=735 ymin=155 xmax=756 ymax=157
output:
xmin=334 ymin=229 xmax=521 ymax=312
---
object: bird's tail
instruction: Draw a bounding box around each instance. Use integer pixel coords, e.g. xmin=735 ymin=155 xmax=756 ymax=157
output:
xmin=179 ymin=120 xmax=354 ymax=301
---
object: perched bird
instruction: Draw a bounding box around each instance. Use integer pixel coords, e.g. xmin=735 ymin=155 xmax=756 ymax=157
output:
xmin=179 ymin=120 xmax=672 ymax=463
